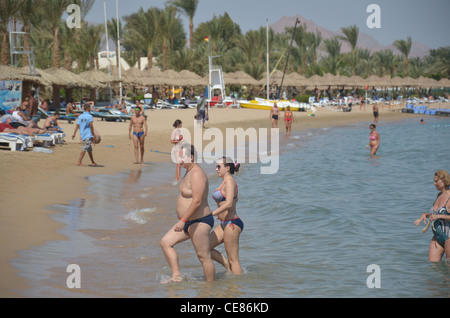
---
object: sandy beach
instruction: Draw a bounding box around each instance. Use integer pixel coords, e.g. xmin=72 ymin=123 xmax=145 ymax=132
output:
xmin=0 ymin=104 xmax=430 ymax=297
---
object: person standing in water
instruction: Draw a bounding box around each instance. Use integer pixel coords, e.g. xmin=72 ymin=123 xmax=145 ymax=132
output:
xmin=366 ymin=124 xmax=380 ymax=155
xmin=210 ymin=157 xmax=244 ymax=275
xmin=270 ymin=102 xmax=279 ymax=128
xmin=160 ymin=145 xmax=215 ymax=282
xmin=414 ymin=170 xmax=450 ymax=261
xmin=284 ymin=105 xmax=294 ymax=135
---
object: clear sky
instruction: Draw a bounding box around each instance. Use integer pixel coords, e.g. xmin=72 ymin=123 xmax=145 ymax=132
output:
xmin=85 ymin=0 xmax=450 ymax=49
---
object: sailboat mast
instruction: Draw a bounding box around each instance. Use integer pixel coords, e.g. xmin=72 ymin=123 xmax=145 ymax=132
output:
xmin=278 ymin=17 xmax=299 ymax=99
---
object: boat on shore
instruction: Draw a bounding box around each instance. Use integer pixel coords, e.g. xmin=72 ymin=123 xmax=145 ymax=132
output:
xmin=239 ymin=97 xmax=313 ymax=112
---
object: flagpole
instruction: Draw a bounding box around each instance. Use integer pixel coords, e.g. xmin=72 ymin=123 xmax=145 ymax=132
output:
xmin=116 ymin=0 xmax=122 ymax=103
xmin=103 ymin=0 xmax=112 ymax=102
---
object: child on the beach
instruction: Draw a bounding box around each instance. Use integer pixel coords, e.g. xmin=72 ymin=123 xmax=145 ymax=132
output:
xmin=129 ymin=106 xmax=148 ymax=164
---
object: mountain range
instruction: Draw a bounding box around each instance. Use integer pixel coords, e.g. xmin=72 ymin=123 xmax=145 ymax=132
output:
xmin=270 ymin=15 xmax=430 ymax=58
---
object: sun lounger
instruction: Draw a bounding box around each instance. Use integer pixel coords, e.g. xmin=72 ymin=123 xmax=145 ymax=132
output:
xmin=38 ymin=106 xmax=75 ymax=123
xmin=0 ymin=133 xmax=34 ymax=151
xmin=34 ymin=131 xmax=65 ymax=146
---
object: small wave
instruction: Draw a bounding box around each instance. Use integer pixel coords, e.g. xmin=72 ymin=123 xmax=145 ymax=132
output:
xmin=123 ymin=207 xmax=156 ymax=224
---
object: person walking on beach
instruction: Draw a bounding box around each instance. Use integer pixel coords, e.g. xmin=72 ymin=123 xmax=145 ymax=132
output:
xmin=372 ymin=102 xmax=379 ymax=125
xmin=72 ymin=103 xmax=97 ymax=167
xmin=270 ymin=102 xmax=279 ymax=128
xmin=366 ymin=124 xmax=380 ymax=155
xmin=170 ymin=119 xmax=183 ymax=181
xmin=129 ymin=106 xmax=148 ymax=164
xmin=414 ymin=170 xmax=450 ymax=262
xmin=284 ymin=105 xmax=294 ymax=135
xmin=196 ymin=95 xmax=207 ymax=128
xmin=210 ymin=157 xmax=244 ymax=275
xmin=160 ymin=144 xmax=215 ymax=282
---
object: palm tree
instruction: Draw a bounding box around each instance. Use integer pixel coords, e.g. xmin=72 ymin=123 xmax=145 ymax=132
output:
xmin=0 ymin=0 xmax=25 ymax=65
xmin=124 ymin=7 xmax=158 ymax=69
xmin=428 ymin=46 xmax=450 ymax=78
xmin=15 ymin=0 xmax=41 ymax=67
xmin=339 ymin=24 xmax=359 ymax=75
xmin=168 ymin=0 xmax=198 ymax=50
xmin=107 ymin=18 xmax=122 ymax=66
xmin=39 ymin=0 xmax=74 ymax=68
xmin=373 ymin=49 xmax=398 ymax=77
xmin=393 ymin=36 xmax=412 ymax=77
xmin=290 ymin=23 xmax=308 ymax=74
xmin=158 ymin=6 xmax=180 ymax=70
xmin=321 ymin=37 xmax=342 ymax=75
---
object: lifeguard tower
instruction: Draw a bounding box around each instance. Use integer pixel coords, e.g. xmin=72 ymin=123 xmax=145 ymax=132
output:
xmin=9 ymin=31 xmax=36 ymax=75
xmin=207 ymin=55 xmax=225 ymax=104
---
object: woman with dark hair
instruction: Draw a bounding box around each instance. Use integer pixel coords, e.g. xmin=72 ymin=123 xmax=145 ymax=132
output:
xmin=170 ymin=119 xmax=183 ymax=181
xmin=210 ymin=157 xmax=244 ymax=275
xmin=366 ymin=124 xmax=380 ymax=155
xmin=415 ymin=170 xmax=450 ymax=261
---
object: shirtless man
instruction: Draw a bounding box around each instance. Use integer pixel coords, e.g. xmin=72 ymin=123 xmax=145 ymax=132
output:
xmin=129 ymin=106 xmax=148 ymax=164
xmin=270 ymin=102 xmax=279 ymax=128
xmin=44 ymin=111 xmax=62 ymax=131
xmin=373 ymin=102 xmax=379 ymax=125
xmin=160 ymin=144 xmax=215 ymax=282
xmin=28 ymin=90 xmax=39 ymax=123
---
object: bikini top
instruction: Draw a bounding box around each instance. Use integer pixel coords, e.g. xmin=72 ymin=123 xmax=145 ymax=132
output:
xmin=369 ymin=133 xmax=377 ymax=140
xmin=212 ymin=180 xmax=238 ymax=203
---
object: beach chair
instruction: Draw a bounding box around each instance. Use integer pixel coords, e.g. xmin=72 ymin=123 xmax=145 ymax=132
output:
xmin=0 ymin=133 xmax=34 ymax=151
xmin=38 ymin=106 xmax=75 ymax=124
xmin=34 ymin=133 xmax=55 ymax=147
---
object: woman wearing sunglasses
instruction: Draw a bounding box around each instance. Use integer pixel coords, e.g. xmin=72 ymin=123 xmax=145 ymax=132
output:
xmin=210 ymin=157 xmax=244 ymax=275
xmin=366 ymin=124 xmax=380 ymax=155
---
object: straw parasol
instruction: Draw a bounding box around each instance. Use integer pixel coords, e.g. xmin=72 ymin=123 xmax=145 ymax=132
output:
xmin=79 ymin=69 xmax=121 ymax=88
xmin=0 ymin=65 xmax=52 ymax=86
xmin=284 ymin=72 xmax=308 ymax=87
xmin=45 ymin=68 xmax=98 ymax=88
xmin=343 ymin=75 xmax=365 ymax=87
xmin=178 ymin=69 xmax=206 ymax=86
xmin=224 ymin=71 xmax=259 ymax=86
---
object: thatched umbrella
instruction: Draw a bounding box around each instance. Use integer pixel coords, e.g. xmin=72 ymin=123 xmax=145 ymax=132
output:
xmin=45 ymin=68 xmax=97 ymax=88
xmin=179 ymin=69 xmax=206 ymax=86
xmin=437 ymin=78 xmax=450 ymax=87
xmin=79 ymin=69 xmax=121 ymax=87
xmin=1 ymin=65 xmax=52 ymax=86
xmin=225 ymin=71 xmax=259 ymax=86
xmin=284 ymin=72 xmax=308 ymax=87
xmin=343 ymin=75 xmax=365 ymax=87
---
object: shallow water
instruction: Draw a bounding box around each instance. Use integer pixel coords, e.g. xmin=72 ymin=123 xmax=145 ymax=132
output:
xmin=13 ymin=116 xmax=450 ymax=298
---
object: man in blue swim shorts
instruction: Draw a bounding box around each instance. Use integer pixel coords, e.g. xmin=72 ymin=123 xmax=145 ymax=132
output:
xmin=129 ymin=106 xmax=148 ymax=164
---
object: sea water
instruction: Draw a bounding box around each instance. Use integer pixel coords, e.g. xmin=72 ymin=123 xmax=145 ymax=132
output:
xmin=13 ymin=117 xmax=450 ymax=298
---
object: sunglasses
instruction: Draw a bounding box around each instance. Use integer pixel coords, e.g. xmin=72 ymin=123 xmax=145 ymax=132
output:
xmin=216 ymin=165 xmax=223 ymax=170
